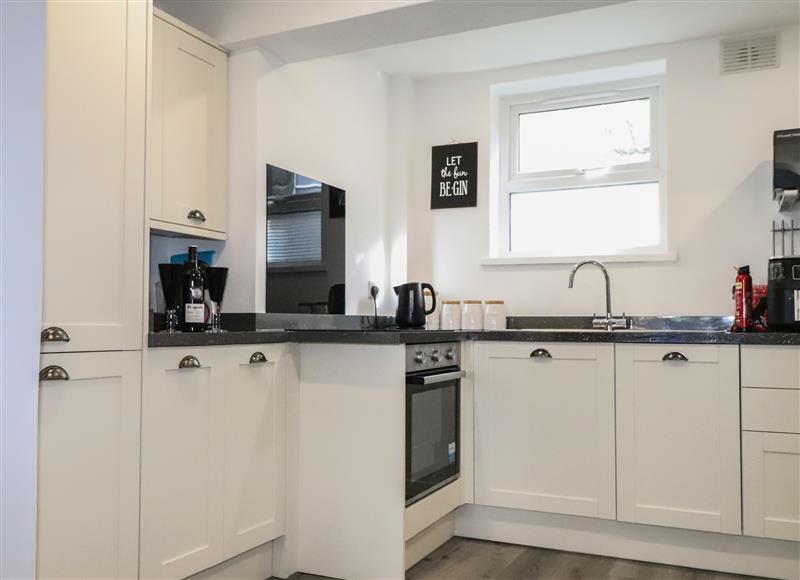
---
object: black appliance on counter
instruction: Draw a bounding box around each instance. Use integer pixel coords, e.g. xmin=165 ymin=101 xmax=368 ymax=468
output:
xmin=768 ymin=256 xmax=800 ymax=331
xmin=774 ymin=129 xmax=800 ymax=192
xmin=394 ymin=282 xmax=436 ymax=328
xmin=405 ymin=342 xmax=462 ymax=506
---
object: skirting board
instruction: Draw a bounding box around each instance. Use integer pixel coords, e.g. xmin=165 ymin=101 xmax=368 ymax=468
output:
xmin=187 ymin=541 xmax=273 ymax=580
xmin=455 ymin=505 xmax=800 ymax=580
xmin=406 ymin=512 xmax=455 ymax=570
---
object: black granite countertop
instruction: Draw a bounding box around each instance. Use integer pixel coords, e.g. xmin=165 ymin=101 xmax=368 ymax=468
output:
xmin=148 ymin=328 xmax=800 ymax=347
xmin=149 ymin=329 xmax=290 ymax=347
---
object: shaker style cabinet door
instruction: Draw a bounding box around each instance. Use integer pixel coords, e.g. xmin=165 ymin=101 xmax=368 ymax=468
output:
xmin=616 ymin=344 xmax=741 ymax=534
xmin=37 ymin=351 xmax=141 ymax=580
xmin=140 ymin=348 xmax=225 ymax=579
xmin=221 ymin=345 xmax=286 ymax=559
xmin=743 ymin=431 xmax=800 ymax=541
xmin=149 ymin=14 xmax=227 ymax=238
xmin=474 ymin=342 xmax=616 ymax=519
xmin=41 ymin=0 xmax=146 ymax=353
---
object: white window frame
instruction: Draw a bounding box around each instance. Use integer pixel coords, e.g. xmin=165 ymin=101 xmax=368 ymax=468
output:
xmin=491 ymin=76 xmax=671 ymax=264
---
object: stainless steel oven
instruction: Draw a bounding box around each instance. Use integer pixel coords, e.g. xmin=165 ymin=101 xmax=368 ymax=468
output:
xmin=405 ymin=342 xmax=463 ymax=506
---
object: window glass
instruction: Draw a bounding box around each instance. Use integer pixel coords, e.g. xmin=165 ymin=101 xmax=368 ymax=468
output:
xmin=509 ymin=182 xmax=660 ymax=256
xmin=518 ymin=98 xmax=651 ymax=174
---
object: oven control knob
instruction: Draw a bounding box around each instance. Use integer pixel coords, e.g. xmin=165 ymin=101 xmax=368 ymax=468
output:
xmin=445 ymin=348 xmax=456 ymax=360
xmin=414 ymin=351 xmax=426 ymax=364
xmin=431 ymin=350 xmax=442 ymax=362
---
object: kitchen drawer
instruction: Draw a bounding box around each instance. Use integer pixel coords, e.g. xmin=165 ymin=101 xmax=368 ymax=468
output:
xmin=742 ymin=388 xmax=800 ymax=433
xmin=741 ymin=346 xmax=800 ymax=389
xmin=630 ymin=343 xmax=719 ymax=363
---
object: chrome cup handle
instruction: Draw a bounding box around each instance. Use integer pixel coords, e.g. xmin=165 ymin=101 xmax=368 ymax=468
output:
xmin=178 ymin=355 xmax=202 ymax=369
xmin=187 ymin=209 xmax=207 ymax=222
xmin=249 ymin=352 xmax=268 ymax=364
xmin=662 ymin=351 xmax=689 ymax=362
xmin=41 ymin=327 xmax=70 ymax=343
xmin=530 ymin=348 xmax=553 ymax=359
xmin=40 ymin=365 xmax=70 ymax=381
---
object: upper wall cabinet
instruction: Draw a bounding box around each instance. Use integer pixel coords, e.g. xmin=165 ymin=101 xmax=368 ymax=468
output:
xmin=148 ymin=12 xmax=228 ymax=239
xmin=41 ymin=0 xmax=146 ymax=353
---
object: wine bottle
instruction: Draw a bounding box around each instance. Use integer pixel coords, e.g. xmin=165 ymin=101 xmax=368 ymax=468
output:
xmin=182 ymin=245 xmax=206 ymax=332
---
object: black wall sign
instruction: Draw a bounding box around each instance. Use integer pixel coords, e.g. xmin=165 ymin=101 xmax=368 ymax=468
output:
xmin=431 ymin=142 xmax=478 ymax=209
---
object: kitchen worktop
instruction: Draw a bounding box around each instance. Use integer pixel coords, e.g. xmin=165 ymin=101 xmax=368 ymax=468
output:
xmin=148 ymin=327 xmax=800 ymax=347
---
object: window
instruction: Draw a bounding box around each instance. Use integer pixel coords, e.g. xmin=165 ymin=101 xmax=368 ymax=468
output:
xmin=496 ymin=78 xmax=666 ymax=261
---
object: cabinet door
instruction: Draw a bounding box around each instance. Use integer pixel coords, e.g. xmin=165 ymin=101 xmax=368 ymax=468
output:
xmin=149 ymin=16 xmax=227 ymax=236
xmin=474 ymin=342 xmax=616 ymax=519
xmin=41 ymin=0 xmax=145 ymax=353
xmin=37 ymin=351 xmax=141 ymax=579
xmin=743 ymin=431 xmax=800 ymax=541
xmin=616 ymin=344 xmax=741 ymax=534
xmin=222 ymin=345 xmax=286 ymax=559
xmin=140 ymin=348 xmax=225 ymax=579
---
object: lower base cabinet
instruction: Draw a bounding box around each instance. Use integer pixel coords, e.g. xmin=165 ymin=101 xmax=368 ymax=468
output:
xmin=140 ymin=345 xmax=286 ymax=579
xmin=37 ymin=351 xmax=141 ymax=580
xmin=615 ymin=344 xmax=741 ymax=534
xmin=474 ymin=342 xmax=616 ymax=519
xmin=743 ymin=431 xmax=800 ymax=541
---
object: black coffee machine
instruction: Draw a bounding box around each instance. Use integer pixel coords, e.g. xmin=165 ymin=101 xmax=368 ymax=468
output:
xmin=768 ymin=256 xmax=800 ymax=331
xmin=394 ymin=282 xmax=436 ymax=328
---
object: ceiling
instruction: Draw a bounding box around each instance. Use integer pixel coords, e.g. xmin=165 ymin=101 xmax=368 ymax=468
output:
xmin=360 ymin=0 xmax=800 ymax=78
xmin=156 ymin=0 xmax=628 ymax=62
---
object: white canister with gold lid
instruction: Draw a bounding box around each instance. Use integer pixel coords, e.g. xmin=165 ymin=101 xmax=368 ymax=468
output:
xmin=440 ymin=300 xmax=461 ymax=330
xmin=462 ymin=300 xmax=484 ymax=330
xmin=483 ymin=300 xmax=506 ymax=330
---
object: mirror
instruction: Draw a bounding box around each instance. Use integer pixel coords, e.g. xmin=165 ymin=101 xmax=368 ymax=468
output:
xmin=266 ymin=164 xmax=345 ymax=314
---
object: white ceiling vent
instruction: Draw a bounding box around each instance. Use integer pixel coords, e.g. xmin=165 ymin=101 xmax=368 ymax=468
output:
xmin=720 ymin=32 xmax=780 ymax=74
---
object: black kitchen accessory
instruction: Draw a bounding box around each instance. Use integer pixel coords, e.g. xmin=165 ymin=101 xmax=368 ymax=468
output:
xmin=394 ymin=282 xmax=436 ymax=328
xmin=768 ymin=256 xmax=800 ymax=331
xmin=158 ymin=263 xmax=183 ymax=333
xmin=205 ymin=267 xmax=228 ymax=333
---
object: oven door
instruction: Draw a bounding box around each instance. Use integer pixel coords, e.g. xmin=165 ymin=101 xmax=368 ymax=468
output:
xmin=405 ymin=368 xmax=463 ymax=506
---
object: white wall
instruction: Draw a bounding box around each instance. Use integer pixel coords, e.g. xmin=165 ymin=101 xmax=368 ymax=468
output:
xmin=218 ymin=49 xmax=398 ymax=315
xmin=257 ymin=52 xmax=394 ymax=314
xmin=0 ymin=2 xmax=46 ymax=578
xmin=214 ymin=48 xmax=265 ymax=313
xmin=404 ymin=27 xmax=800 ymax=316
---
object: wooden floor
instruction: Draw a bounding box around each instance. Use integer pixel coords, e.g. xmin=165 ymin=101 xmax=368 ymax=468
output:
xmin=284 ymin=537 xmax=762 ymax=580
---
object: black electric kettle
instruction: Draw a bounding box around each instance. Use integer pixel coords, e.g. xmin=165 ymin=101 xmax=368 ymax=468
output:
xmin=394 ymin=282 xmax=436 ymax=328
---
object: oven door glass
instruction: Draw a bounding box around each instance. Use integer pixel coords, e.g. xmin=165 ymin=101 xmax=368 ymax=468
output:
xmin=406 ymin=374 xmax=460 ymax=506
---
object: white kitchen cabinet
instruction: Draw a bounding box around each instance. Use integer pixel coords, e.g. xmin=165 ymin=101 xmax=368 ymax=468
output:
xmin=616 ymin=344 xmax=741 ymax=534
xmin=140 ymin=347 xmax=224 ymax=579
xmin=148 ymin=11 xmax=228 ymax=239
xmin=474 ymin=342 xmax=616 ymax=519
xmin=740 ymin=345 xmax=800 ymax=542
xmin=743 ymin=431 xmax=800 ymax=541
xmin=141 ymin=345 xmax=285 ymax=579
xmin=37 ymin=351 xmax=141 ymax=579
xmin=222 ymin=346 xmax=285 ymax=559
xmin=41 ymin=0 xmax=146 ymax=353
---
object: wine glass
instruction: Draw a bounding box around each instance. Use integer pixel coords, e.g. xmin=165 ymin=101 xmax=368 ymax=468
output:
xmin=158 ymin=264 xmax=183 ymax=333
xmin=205 ymin=267 xmax=228 ymax=333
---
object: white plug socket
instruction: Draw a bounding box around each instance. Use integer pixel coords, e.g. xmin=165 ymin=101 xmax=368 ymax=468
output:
xmin=367 ymin=281 xmax=380 ymax=299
